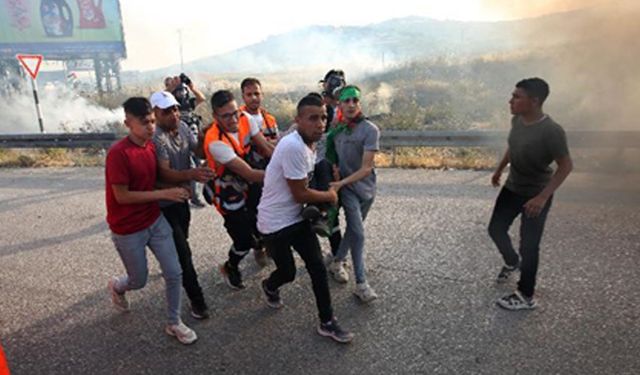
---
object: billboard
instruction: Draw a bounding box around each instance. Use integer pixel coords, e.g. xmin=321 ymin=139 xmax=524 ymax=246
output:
xmin=0 ymin=0 xmax=126 ymax=60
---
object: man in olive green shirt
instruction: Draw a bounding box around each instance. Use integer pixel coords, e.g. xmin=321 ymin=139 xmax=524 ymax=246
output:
xmin=489 ymin=77 xmax=573 ymax=311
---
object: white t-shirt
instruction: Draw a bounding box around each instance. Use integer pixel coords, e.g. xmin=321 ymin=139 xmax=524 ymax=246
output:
xmin=257 ymin=131 xmax=315 ymax=235
xmin=208 ymin=113 xmax=260 ymax=164
xmin=248 ymin=112 xmax=264 ymax=130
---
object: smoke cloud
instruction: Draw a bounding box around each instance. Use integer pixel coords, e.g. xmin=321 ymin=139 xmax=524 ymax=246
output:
xmin=0 ymin=85 xmax=121 ymax=134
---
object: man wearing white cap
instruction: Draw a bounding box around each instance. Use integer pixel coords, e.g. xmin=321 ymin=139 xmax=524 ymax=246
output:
xmin=149 ymin=91 xmax=215 ymax=320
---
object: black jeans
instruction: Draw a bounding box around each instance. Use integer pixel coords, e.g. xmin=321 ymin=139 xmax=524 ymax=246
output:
xmin=310 ymin=159 xmax=342 ymax=256
xmin=488 ymin=187 xmax=553 ymax=298
xmin=161 ymin=202 xmax=206 ymax=308
xmin=223 ymin=208 xmax=258 ymax=268
xmin=263 ymin=221 xmax=334 ymax=323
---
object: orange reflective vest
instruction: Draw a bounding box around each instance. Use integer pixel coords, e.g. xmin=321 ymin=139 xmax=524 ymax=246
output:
xmin=203 ymin=115 xmax=252 ymax=215
xmin=239 ymin=106 xmax=278 ymax=141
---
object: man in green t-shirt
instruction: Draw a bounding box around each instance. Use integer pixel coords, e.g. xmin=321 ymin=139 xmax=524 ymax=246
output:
xmin=489 ymin=78 xmax=573 ymax=311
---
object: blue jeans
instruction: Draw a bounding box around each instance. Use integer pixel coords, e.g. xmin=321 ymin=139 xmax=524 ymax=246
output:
xmin=110 ymin=215 xmax=183 ymax=325
xmin=335 ymin=188 xmax=375 ymax=284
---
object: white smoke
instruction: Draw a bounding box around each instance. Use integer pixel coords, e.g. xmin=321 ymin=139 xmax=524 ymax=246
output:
xmin=364 ymin=82 xmax=395 ymax=115
xmin=0 ymin=84 xmax=121 ymax=134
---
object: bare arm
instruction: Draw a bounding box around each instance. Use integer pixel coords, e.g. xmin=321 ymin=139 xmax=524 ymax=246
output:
xmin=225 ymin=157 xmax=265 ymax=183
xmin=330 ymin=151 xmax=375 ymax=190
xmin=157 ymin=159 xmax=214 ymax=184
xmin=111 ymin=184 xmax=189 ymax=205
xmin=251 ymin=132 xmax=274 ymax=158
xmin=523 ymin=155 xmax=573 ymax=217
xmin=187 ymin=82 xmax=206 ymax=106
xmin=491 ymin=149 xmax=510 ymax=187
xmin=287 ymin=178 xmax=338 ymax=205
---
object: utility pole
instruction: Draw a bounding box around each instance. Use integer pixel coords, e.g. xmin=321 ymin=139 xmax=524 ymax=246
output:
xmin=178 ymin=28 xmax=184 ymax=71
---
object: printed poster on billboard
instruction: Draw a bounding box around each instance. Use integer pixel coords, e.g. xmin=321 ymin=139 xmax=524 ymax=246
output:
xmin=0 ymin=0 xmax=126 ymax=60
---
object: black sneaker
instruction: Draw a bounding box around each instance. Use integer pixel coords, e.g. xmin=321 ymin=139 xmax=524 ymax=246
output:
xmin=261 ymin=279 xmax=284 ymax=309
xmin=496 ymin=263 xmax=519 ymax=283
xmin=219 ymin=262 xmax=245 ymax=290
xmin=317 ymin=318 xmax=354 ymax=344
xmin=190 ymin=302 xmax=210 ymax=320
xmin=302 ymin=205 xmax=322 ymax=221
xmin=311 ymin=218 xmax=331 ymax=237
xmin=190 ymin=199 xmax=206 ymax=209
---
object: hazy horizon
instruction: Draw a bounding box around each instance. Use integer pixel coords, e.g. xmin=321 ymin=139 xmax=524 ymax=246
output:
xmin=118 ymin=0 xmax=606 ymax=72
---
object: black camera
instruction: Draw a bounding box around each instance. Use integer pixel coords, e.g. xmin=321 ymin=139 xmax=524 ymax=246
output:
xmin=179 ymin=73 xmax=191 ymax=86
xmin=321 ymin=70 xmax=345 ymax=99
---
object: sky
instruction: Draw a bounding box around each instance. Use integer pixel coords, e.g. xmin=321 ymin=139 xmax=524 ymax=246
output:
xmin=119 ymin=0 xmax=604 ymax=71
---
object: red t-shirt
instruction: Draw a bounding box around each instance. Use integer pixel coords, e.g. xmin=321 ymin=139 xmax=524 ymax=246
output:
xmin=105 ymin=137 xmax=161 ymax=235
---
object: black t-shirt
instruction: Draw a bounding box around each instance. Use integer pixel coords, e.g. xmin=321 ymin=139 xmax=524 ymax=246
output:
xmin=505 ymin=115 xmax=570 ymax=197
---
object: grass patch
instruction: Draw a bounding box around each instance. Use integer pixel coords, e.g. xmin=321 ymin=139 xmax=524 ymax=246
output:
xmin=0 ymin=147 xmax=496 ymax=169
xmin=376 ymin=147 xmax=497 ymax=169
xmin=0 ymin=148 xmax=105 ymax=168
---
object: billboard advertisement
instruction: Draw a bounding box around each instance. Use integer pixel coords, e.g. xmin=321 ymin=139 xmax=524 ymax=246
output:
xmin=0 ymin=0 xmax=126 ymax=60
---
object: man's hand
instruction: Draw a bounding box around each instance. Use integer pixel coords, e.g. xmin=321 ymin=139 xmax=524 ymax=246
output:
xmin=327 ymin=186 xmax=339 ymax=205
xmin=491 ymin=170 xmax=503 ymax=187
xmin=189 ymin=167 xmax=215 ymax=183
xmin=329 ymin=180 xmax=345 ymax=192
xmin=162 ymin=187 xmax=190 ymax=202
xmin=523 ymin=195 xmax=548 ymax=218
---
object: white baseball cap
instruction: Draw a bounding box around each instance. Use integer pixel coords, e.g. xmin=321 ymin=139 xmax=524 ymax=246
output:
xmin=150 ymin=91 xmax=179 ymax=109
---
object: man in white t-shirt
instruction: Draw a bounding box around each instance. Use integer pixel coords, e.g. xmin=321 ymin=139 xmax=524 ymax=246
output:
xmin=257 ymin=94 xmax=354 ymax=344
xmin=203 ymin=90 xmax=274 ymax=290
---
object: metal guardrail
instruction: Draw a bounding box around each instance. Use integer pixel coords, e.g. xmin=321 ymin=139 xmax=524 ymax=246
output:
xmin=0 ymin=130 xmax=639 ymax=149
xmin=379 ymin=130 xmax=640 ymax=148
xmin=0 ymin=132 xmax=119 ymax=149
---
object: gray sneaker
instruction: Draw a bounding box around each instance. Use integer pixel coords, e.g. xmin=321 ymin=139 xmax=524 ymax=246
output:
xmin=496 ymin=291 xmax=537 ymax=311
xmin=353 ymin=282 xmax=378 ymax=303
xmin=328 ymin=260 xmax=349 ymax=283
xmin=496 ymin=263 xmax=519 ymax=283
xmin=165 ymin=321 xmax=198 ymax=345
xmin=108 ymin=276 xmax=129 ymax=312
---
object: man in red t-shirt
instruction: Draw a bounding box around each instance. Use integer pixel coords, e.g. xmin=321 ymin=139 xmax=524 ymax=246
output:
xmin=105 ymin=97 xmax=197 ymax=345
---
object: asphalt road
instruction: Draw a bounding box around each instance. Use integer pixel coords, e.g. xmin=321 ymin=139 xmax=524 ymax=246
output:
xmin=0 ymin=168 xmax=638 ymax=375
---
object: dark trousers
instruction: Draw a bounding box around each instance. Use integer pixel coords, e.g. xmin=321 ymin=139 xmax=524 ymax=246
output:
xmin=161 ymin=202 xmax=206 ymax=308
xmin=263 ymin=221 xmax=334 ymax=323
xmin=488 ymin=187 xmax=553 ymax=298
xmin=223 ymin=208 xmax=258 ymax=268
xmin=310 ymin=159 xmax=342 ymax=256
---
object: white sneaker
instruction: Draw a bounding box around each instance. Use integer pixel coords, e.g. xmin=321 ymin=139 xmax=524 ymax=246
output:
xmin=165 ymin=321 xmax=198 ymax=345
xmin=353 ymin=283 xmax=378 ymax=303
xmin=108 ymin=276 xmax=129 ymax=312
xmin=328 ymin=261 xmax=349 ymax=283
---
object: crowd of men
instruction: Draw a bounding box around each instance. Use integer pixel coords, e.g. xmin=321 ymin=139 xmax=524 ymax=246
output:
xmin=104 ymin=71 xmax=572 ymax=345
